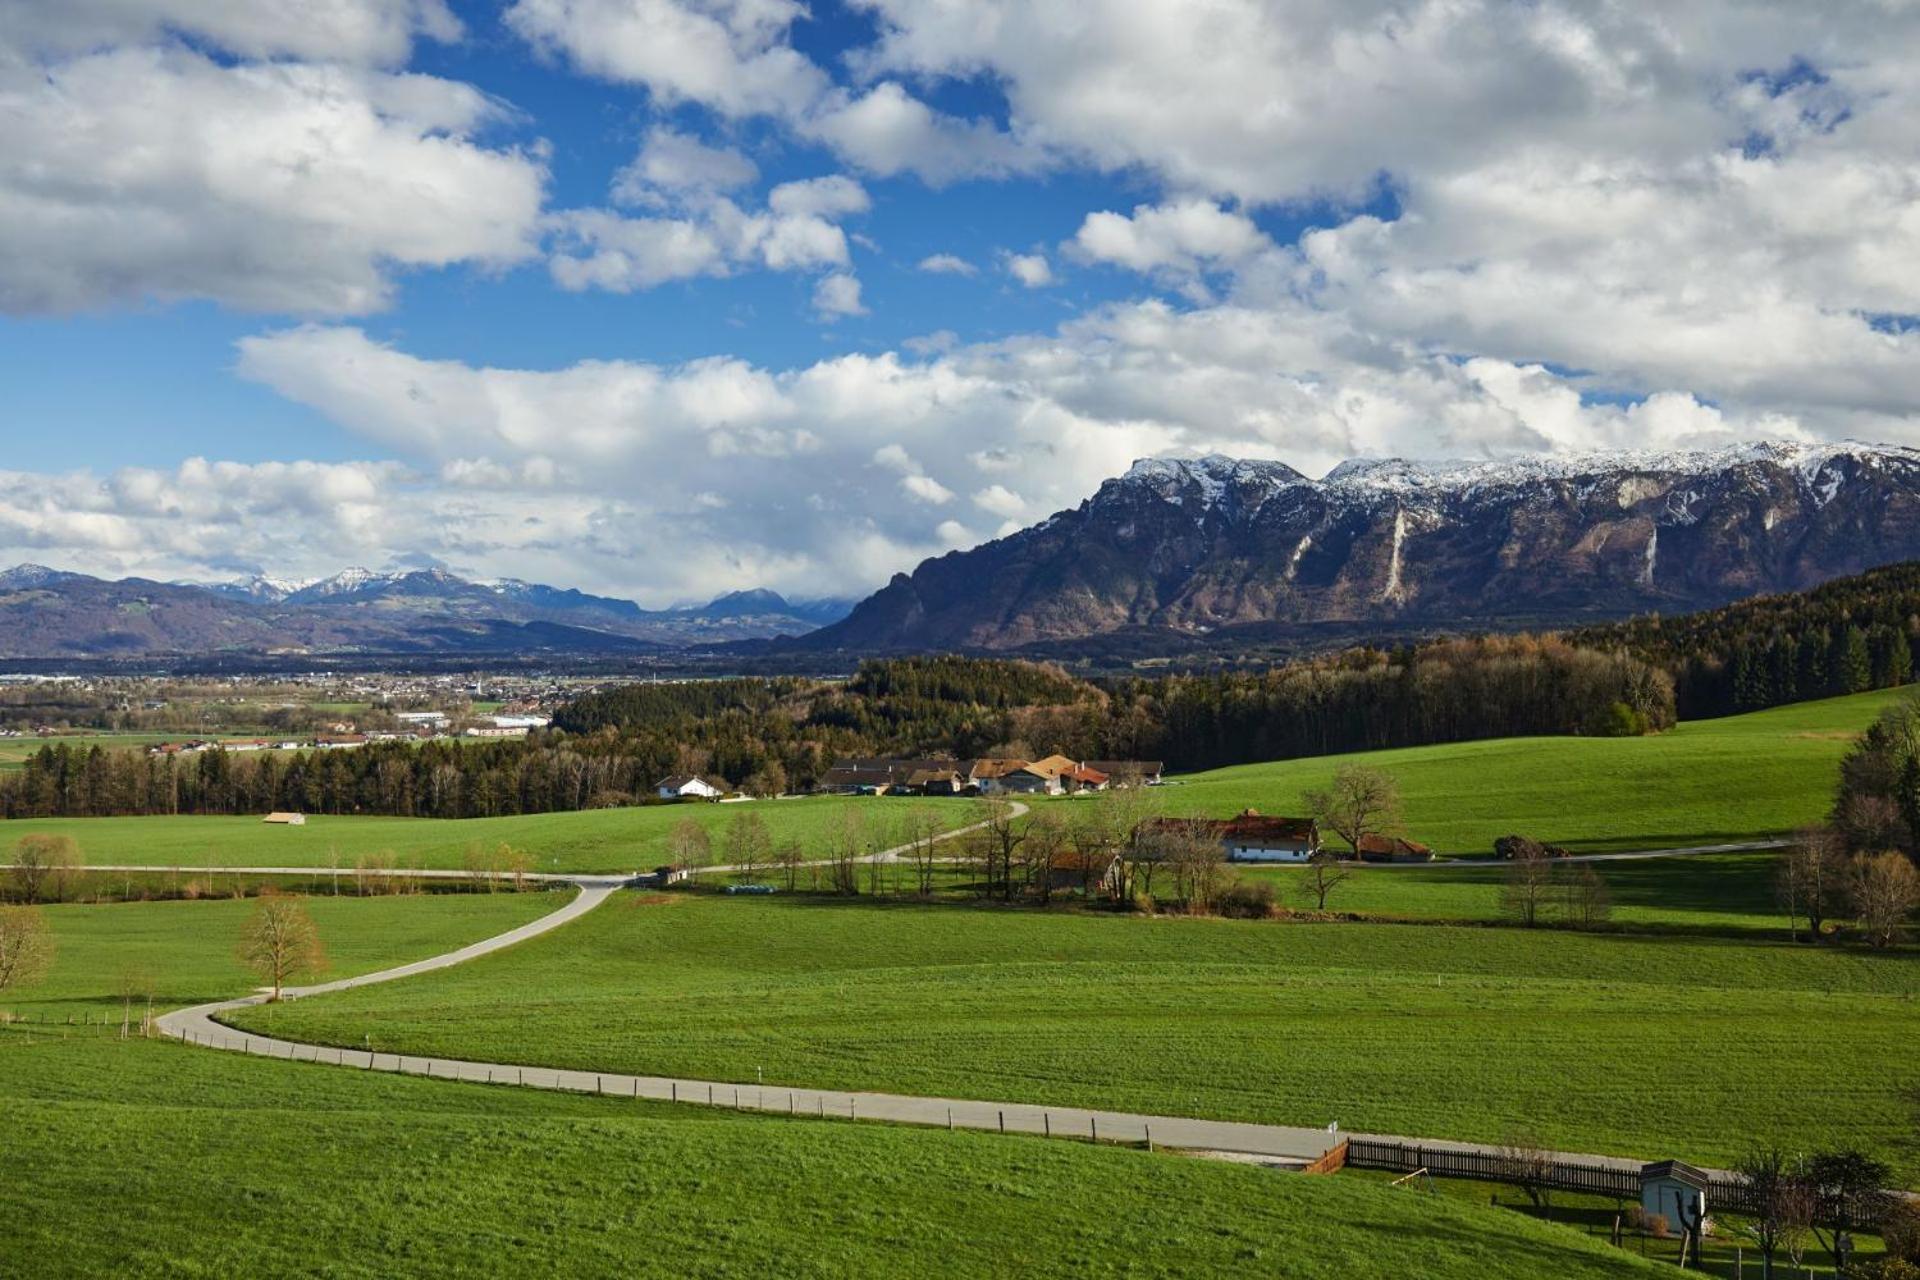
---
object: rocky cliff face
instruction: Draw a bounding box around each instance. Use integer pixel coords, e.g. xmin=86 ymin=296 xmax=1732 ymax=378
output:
xmin=800 ymin=442 xmax=1920 ymax=651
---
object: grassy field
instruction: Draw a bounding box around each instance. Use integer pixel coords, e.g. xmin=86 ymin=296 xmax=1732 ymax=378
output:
xmin=1239 ymin=850 xmax=1792 ymax=934
xmin=233 ymin=895 xmax=1920 ymax=1177
xmin=0 ymin=898 xmax=1669 ymax=1278
xmin=7 ymin=889 xmax=564 ymax=1022
xmin=1150 ymin=687 xmax=1911 ymax=854
xmin=0 ymin=1037 xmax=1665 ymax=1280
xmin=1 ymin=795 xmax=974 ymax=874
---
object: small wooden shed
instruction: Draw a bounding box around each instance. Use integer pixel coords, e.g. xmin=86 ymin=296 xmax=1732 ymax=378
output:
xmin=261 ymin=812 xmax=307 ymax=826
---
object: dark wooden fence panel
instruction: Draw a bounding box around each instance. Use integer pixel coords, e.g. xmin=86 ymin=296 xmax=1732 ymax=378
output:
xmin=1344 ymin=1139 xmax=1881 ymax=1228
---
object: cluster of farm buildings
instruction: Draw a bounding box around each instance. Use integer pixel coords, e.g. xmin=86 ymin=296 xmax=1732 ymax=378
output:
xmin=653 ymin=755 xmax=1434 ymax=865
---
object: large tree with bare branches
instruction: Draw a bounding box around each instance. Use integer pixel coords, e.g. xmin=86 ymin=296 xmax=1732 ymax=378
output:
xmin=1303 ymin=766 xmax=1401 ymax=854
xmin=238 ymin=892 xmax=327 ymax=1002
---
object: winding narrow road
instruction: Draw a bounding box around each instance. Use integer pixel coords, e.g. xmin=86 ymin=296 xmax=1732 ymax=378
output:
xmin=151 ymin=805 xmax=1771 ymax=1171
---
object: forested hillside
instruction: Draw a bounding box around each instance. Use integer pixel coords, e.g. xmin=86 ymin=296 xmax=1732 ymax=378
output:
xmin=1575 ymin=561 xmax=1920 ymax=718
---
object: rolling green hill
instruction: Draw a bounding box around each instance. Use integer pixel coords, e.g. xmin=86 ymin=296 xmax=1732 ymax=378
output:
xmin=1150 ymin=687 xmax=1912 ymax=854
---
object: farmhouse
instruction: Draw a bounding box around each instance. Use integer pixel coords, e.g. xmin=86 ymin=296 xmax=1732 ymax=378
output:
xmin=817 ymin=758 xmax=966 ymax=794
xmin=1137 ymin=810 xmax=1321 ymax=862
xmin=971 ymin=759 xmax=1062 ymax=796
xmin=261 ymin=812 xmax=306 ymax=826
xmin=656 ymin=774 xmax=726 ymax=800
xmin=1085 ymin=760 xmax=1164 ymax=786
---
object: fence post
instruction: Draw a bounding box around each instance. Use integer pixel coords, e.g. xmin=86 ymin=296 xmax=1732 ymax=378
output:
xmin=998 ymin=1111 xmax=1005 ymax=1133
xmin=1146 ymin=1124 xmax=1153 ymax=1154
xmin=1044 ymin=1113 xmax=1050 ymax=1138
xmin=672 ymin=1081 xmax=677 ymax=1102
xmin=1091 ymin=1116 xmax=1098 ymax=1143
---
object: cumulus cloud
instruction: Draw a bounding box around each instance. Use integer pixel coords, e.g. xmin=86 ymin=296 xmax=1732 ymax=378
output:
xmin=501 ymin=0 xmax=1039 ymax=183
xmin=1072 ymin=199 xmax=1271 ymax=275
xmin=0 ymin=0 xmax=461 ymax=66
xmin=0 ymin=19 xmax=545 ymax=315
xmin=549 ymin=164 xmax=867 ymax=294
xmin=917 ymin=254 xmax=977 ymax=276
xmin=1003 ymin=252 xmax=1055 ymax=288
xmin=611 ymin=127 xmax=758 ymax=205
xmin=812 ymin=272 xmax=867 ymax=319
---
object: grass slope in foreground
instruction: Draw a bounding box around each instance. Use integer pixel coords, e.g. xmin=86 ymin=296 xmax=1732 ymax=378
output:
xmin=236 ymin=895 xmax=1920 ymax=1178
xmin=1154 ymin=687 xmax=1911 ymax=854
xmin=0 ymin=1038 xmax=1664 ymax=1280
xmin=1 ymin=794 xmax=973 ymax=874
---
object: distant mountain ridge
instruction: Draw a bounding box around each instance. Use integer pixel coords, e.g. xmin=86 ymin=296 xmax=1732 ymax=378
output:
xmin=798 ymin=441 xmax=1920 ymax=652
xmin=0 ymin=565 xmax=851 ymax=658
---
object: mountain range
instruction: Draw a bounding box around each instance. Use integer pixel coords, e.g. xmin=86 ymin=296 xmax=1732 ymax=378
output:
xmin=796 ymin=441 xmax=1920 ymax=653
xmin=0 ymin=565 xmax=851 ymax=659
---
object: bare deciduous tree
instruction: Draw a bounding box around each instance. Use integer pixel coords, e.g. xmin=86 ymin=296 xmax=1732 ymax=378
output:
xmin=0 ymin=904 xmax=54 ymax=995
xmin=1777 ymin=825 xmax=1846 ymax=942
xmin=1735 ymin=1146 xmax=1815 ymax=1280
xmin=1297 ymin=849 xmax=1350 ymax=911
xmin=969 ymin=800 xmax=1025 ymax=902
xmin=1561 ymin=864 xmax=1611 ymax=929
xmin=1019 ymin=811 xmax=1069 ymax=905
xmin=727 ymin=812 xmax=772 ymax=884
xmin=905 ymin=810 xmax=944 ymax=896
xmin=1303 ymin=766 xmax=1401 ymax=854
xmin=1849 ymin=850 xmax=1920 ymax=947
xmin=1500 ymin=842 xmax=1555 ymax=927
xmin=11 ymin=834 xmax=82 ymax=904
xmin=1163 ymin=820 xmax=1227 ymax=913
xmin=775 ymin=839 xmax=804 ymax=893
xmin=1497 ymin=1133 xmax=1555 ymax=1212
xmin=827 ymin=807 xmax=865 ymax=895
xmin=238 ymin=891 xmax=326 ymax=1001
xmin=665 ymin=817 xmax=712 ymax=874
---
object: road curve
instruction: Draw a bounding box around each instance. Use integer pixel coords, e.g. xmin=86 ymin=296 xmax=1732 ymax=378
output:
xmin=153 ymin=799 xmax=1759 ymax=1171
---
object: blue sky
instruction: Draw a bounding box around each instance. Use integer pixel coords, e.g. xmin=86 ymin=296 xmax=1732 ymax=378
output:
xmin=1 ymin=2 xmax=1916 ymax=603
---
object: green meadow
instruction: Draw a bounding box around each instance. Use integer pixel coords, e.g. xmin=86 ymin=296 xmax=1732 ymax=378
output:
xmin=1148 ymin=687 xmax=1910 ymax=854
xmin=0 ymin=893 xmax=1667 ymax=1280
xmin=7 ymin=890 xmax=563 ymax=1022
xmin=2 ymin=794 xmax=975 ymax=874
xmin=234 ymin=894 xmax=1920 ymax=1177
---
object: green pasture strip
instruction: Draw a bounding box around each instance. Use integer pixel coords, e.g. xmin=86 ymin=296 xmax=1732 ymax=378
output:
xmin=230 ymin=895 xmax=1920 ymax=1178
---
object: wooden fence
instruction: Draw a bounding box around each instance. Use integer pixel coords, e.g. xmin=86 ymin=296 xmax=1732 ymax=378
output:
xmin=1344 ymin=1139 xmax=1884 ymax=1229
xmin=1300 ymin=1140 xmax=1348 ymax=1175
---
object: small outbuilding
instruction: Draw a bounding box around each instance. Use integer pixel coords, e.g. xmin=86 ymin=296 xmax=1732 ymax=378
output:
xmin=1639 ymin=1160 xmax=1710 ymax=1238
xmin=262 ymin=812 xmax=307 ymax=826
xmin=1355 ymin=834 xmax=1434 ymax=863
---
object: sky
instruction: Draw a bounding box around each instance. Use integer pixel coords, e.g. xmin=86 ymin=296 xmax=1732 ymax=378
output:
xmin=3 ymin=1 xmax=1919 ymax=606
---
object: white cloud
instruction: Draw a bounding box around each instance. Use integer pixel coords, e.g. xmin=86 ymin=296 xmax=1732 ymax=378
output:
xmin=1071 ymin=199 xmax=1271 ymax=274
xmin=971 ymin=485 xmax=1026 ymax=518
xmin=549 ymin=163 xmax=864 ymax=296
xmin=768 ymin=175 xmax=870 ymax=219
xmin=0 ymin=42 xmax=546 ymax=315
xmin=0 ymin=0 xmax=461 ymax=66
xmin=611 ymin=127 xmax=758 ymax=205
xmin=501 ymin=0 xmax=1039 ymax=184
xmin=917 ymin=254 xmax=977 ymax=276
xmin=812 ymin=272 xmax=867 ymax=319
xmin=1003 ymin=252 xmax=1054 ymax=288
